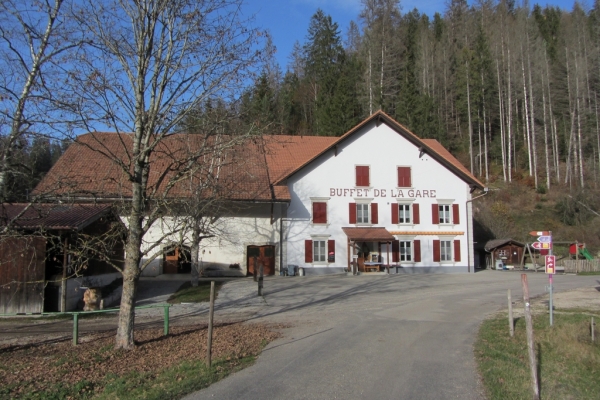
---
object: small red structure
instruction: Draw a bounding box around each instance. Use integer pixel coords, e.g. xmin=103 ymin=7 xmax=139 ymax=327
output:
xmin=569 ymin=243 xmax=583 ymax=255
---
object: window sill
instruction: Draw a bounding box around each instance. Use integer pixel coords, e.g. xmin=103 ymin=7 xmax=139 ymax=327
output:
xmin=311 ymin=223 xmax=330 ymax=227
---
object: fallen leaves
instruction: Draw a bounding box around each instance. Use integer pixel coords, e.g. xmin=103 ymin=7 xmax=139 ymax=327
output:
xmin=0 ymin=321 xmax=285 ymax=397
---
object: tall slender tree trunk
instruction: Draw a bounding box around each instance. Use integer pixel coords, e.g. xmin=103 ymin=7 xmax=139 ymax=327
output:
xmin=521 ymin=50 xmax=532 ymax=178
xmin=478 ymin=110 xmax=482 ymax=177
xmin=466 ymin=60 xmax=474 ymax=174
xmin=368 ymin=49 xmax=373 ymax=114
xmin=575 ymin=59 xmax=584 ymax=187
xmin=526 ymin=41 xmax=538 ymax=188
xmin=542 ymin=80 xmax=550 ymax=190
xmin=507 ymin=48 xmax=513 ymax=182
xmin=497 ymin=58 xmax=507 ymax=182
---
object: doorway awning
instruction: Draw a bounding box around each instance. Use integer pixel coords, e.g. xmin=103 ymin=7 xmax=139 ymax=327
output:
xmin=342 ymin=227 xmax=395 ymax=242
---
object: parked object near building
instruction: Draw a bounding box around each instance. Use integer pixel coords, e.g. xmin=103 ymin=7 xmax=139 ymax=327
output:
xmin=33 ymin=111 xmax=485 ymax=277
xmin=484 ymin=239 xmax=525 ymax=270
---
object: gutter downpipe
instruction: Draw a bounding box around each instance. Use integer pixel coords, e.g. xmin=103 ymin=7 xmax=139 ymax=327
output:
xmin=466 ymin=187 xmax=489 ymax=273
xmin=279 ymin=202 xmax=291 ymax=275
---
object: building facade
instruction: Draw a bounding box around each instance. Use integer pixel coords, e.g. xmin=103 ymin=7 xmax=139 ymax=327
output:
xmin=35 ymin=111 xmax=485 ymax=277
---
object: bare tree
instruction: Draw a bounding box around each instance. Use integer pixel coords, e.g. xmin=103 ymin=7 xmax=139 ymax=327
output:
xmin=0 ymin=0 xmax=83 ymax=201
xmin=52 ymin=0 xmax=266 ymax=350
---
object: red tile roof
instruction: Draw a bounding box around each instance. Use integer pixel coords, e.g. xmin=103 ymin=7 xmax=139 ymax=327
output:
xmin=0 ymin=203 xmax=112 ymax=231
xmin=273 ymin=111 xmax=485 ymax=189
xmin=34 ymin=112 xmax=483 ymax=202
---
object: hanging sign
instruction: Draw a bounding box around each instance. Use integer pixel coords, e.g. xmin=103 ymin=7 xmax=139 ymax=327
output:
xmin=532 ymin=242 xmax=552 ymax=250
xmin=529 ymin=231 xmax=550 ymax=236
xmin=537 ymin=236 xmax=552 ymax=243
xmin=545 ymin=255 xmax=556 ymax=274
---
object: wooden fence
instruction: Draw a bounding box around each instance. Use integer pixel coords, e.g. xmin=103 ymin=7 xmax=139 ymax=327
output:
xmin=557 ymin=259 xmax=600 ymax=273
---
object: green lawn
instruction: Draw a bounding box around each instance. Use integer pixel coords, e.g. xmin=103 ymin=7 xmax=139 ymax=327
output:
xmin=167 ymin=281 xmax=223 ymax=304
xmin=476 ymin=311 xmax=600 ymax=399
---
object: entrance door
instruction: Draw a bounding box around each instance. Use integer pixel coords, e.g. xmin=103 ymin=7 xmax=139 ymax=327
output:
xmin=163 ymin=246 xmax=192 ymax=274
xmin=247 ymin=245 xmax=275 ymax=276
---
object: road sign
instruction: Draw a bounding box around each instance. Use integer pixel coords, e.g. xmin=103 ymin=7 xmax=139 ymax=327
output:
xmin=545 ymin=255 xmax=556 ymax=274
xmin=532 ymin=242 xmax=552 ymax=250
xmin=530 ymin=231 xmax=550 ymax=236
xmin=537 ymin=236 xmax=552 ymax=243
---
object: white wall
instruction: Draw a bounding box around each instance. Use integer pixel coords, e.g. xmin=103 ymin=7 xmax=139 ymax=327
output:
xmin=285 ymin=120 xmax=473 ymax=272
xmin=135 ymin=203 xmax=284 ymax=276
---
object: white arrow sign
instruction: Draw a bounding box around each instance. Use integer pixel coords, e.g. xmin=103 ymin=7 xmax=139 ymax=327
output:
xmin=537 ymin=236 xmax=552 ymax=243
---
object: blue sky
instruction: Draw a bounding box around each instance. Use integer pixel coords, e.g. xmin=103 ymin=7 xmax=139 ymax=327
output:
xmin=241 ymin=0 xmax=586 ymax=71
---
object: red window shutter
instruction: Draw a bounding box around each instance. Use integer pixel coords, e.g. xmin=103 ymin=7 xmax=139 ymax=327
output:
xmin=328 ymin=240 xmax=335 ymax=263
xmin=413 ymin=203 xmax=420 ymax=224
xmin=432 ymin=204 xmax=439 ymax=224
xmin=454 ymin=240 xmax=461 ymax=262
xmin=391 ymin=203 xmax=398 ymax=224
xmin=349 ymin=203 xmax=357 ymax=224
xmin=397 ymin=167 xmax=411 ymax=187
xmin=452 ymin=204 xmax=460 ymax=224
xmin=433 ymin=240 xmax=440 ymax=262
xmin=356 ymin=166 xmax=369 ymax=187
xmin=305 ymin=240 xmax=313 ymax=263
xmin=313 ymin=202 xmax=326 ymax=224
xmin=392 ymin=240 xmax=399 ymax=262
xmin=414 ymin=240 xmax=421 ymax=262
xmin=371 ymin=203 xmax=378 ymax=224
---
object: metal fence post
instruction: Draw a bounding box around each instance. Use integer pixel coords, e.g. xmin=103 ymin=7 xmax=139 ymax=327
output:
xmin=72 ymin=313 xmax=79 ymax=346
xmin=164 ymin=305 xmax=169 ymax=336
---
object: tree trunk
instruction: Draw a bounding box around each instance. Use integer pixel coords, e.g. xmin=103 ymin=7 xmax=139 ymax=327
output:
xmin=542 ymin=81 xmax=550 ymax=190
xmin=507 ymin=47 xmax=513 ymax=182
xmin=466 ymin=60 xmax=474 ymax=174
xmin=115 ymin=233 xmax=142 ymax=349
xmin=497 ymin=58 xmax=507 ymax=182
xmin=521 ymin=51 xmax=532 ymax=178
xmin=191 ymin=225 xmax=201 ymax=287
xmin=526 ymin=42 xmax=537 ymax=188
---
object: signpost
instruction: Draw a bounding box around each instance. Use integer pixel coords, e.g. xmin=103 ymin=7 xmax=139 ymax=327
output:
xmin=531 ymin=242 xmax=552 ymax=250
xmin=530 ymin=230 xmax=554 ymax=326
xmin=545 ymin=255 xmax=556 ymax=275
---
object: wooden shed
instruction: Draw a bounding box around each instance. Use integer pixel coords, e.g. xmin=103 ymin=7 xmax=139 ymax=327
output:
xmin=484 ymin=239 xmax=525 ymax=270
xmin=0 ymin=203 xmax=123 ymax=314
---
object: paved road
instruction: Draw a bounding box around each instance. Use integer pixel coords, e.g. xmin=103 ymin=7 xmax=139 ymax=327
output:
xmin=185 ymin=271 xmax=599 ymax=400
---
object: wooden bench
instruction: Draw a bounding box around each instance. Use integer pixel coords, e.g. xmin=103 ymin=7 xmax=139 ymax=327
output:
xmin=363 ymin=263 xmax=382 ymax=272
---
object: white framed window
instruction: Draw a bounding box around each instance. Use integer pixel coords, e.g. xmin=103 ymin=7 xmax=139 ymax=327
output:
xmin=399 ymin=204 xmax=411 ymax=224
xmin=313 ymin=240 xmax=327 ymax=262
xmin=357 ymin=203 xmax=369 ymax=223
xmin=439 ymin=204 xmax=451 ymax=224
xmin=400 ymin=241 xmax=412 ymax=261
xmin=440 ymin=240 xmax=452 ymax=261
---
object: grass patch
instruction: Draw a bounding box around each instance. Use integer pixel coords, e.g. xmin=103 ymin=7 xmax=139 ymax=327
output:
xmin=168 ymin=281 xmax=223 ymax=304
xmin=577 ymin=271 xmax=600 ymax=276
xmin=476 ymin=312 xmax=600 ymax=399
xmin=95 ymin=356 xmax=255 ymax=400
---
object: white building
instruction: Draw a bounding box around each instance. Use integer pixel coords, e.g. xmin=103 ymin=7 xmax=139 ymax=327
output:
xmin=190 ymin=111 xmax=486 ymax=275
xmin=36 ymin=111 xmax=485 ymax=277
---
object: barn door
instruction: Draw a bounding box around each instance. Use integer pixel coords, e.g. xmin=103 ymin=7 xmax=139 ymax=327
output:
xmin=247 ymin=245 xmax=275 ymax=276
xmin=163 ymin=246 xmax=192 ymax=274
